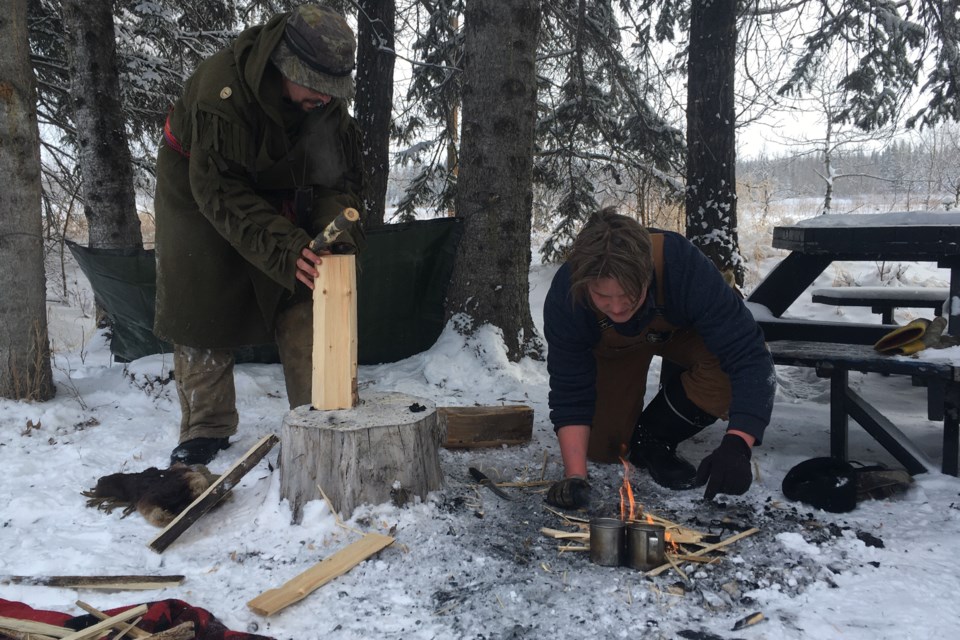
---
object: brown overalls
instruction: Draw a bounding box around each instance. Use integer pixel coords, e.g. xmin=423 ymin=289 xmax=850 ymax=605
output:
xmin=587 ymin=234 xmax=733 ymax=463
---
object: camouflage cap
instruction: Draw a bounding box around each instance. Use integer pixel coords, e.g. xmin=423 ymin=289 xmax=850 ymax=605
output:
xmin=271 ymin=5 xmax=356 ymax=100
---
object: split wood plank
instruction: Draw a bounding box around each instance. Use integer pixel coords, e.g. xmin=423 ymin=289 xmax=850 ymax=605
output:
xmin=0 ymin=575 xmax=184 ymax=590
xmin=0 ymin=630 xmax=58 ymax=640
xmin=149 ymin=434 xmax=279 ymax=553
xmin=247 ymin=533 xmax=394 ymax=616
xmin=58 ymin=605 xmax=147 ymax=640
xmin=75 ymin=601 xmax=150 ymax=640
xmin=439 ymin=405 xmax=533 ymax=449
xmin=540 ymin=527 xmax=589 ymax=541
xmin=141 ymin=622 xmax=195 ymax=640
xmin=0 ymin=616 xmax=72 ymax=639
xmin=645 ymin=527 xmax=760 ymax=577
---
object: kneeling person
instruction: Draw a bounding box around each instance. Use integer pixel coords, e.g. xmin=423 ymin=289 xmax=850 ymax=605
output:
xmin=543 ymin=208 xmax=775 ymax=508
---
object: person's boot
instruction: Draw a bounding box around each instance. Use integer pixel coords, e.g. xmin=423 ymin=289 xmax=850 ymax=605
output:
xmin=628 ymin=380 xmax=717 ymax=490
xmin=170 ymin=437 xmax=231 ymax=466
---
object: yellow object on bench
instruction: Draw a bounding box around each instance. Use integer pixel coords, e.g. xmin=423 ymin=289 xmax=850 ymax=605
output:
xmin=873 ymin=316 xmax=956 ymax=355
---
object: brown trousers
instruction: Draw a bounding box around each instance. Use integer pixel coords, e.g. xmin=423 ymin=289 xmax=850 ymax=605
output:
xmin=173 ymin=300 xmax=313 ymax=442
xmin=588 ymin=320 xmax=732 ymax=463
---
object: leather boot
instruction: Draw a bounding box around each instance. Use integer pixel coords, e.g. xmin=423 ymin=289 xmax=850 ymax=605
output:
xmin=628 ymin=379 xmax=717 ymax=490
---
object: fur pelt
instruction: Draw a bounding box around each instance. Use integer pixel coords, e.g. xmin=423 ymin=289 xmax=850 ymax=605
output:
xmin=82 ymin=463 xmax=219 ymax=527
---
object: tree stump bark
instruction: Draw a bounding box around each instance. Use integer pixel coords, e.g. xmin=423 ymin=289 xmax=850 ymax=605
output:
xmin=280 ymin=391 xmax=444 ymax=522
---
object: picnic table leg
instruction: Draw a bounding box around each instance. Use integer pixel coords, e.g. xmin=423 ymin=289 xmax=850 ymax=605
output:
xmin=829 ymin=368 xmax=849 ymax=462
xmin=944 ymin=384 xmax=959 ymax=476
xmin=948 ymin=263 xmax=960 ymax=336
xmin=746 ymin=253 xmax=833 ymax=317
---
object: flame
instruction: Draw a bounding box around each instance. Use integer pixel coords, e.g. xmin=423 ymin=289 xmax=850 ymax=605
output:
xmin=619 ymin=457 xmax=635 ymax=521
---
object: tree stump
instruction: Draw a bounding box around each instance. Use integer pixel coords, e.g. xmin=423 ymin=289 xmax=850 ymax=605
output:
xmin=280 ymin=391 xmax=445 ymax=522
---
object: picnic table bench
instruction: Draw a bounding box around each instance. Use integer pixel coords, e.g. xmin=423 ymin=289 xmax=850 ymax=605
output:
xmin=767 ymin=340 xmax=959 ymax=476
xmin=810 ymin=286 xmax=947 ymax=324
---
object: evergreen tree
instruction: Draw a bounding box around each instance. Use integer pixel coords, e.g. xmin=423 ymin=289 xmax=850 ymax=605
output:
xmin=0 ymin=0 xmax=55 ymax=401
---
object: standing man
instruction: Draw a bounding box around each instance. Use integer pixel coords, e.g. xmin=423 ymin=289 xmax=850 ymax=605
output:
xmin=543 ymin=208 xmax=775 ymax=508
xmin=154 ymin=5 xmax=367 ymax=465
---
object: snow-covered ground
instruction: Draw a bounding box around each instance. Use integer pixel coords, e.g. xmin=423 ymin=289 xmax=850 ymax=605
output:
xmin=2 ymin=206 xmax=959 ymax=639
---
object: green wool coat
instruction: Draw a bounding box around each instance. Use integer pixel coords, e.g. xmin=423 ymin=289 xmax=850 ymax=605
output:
xmin=154 ymin=12 xmax=366 ymax=349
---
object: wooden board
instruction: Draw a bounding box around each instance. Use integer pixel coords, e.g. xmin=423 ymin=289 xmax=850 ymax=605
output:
xmin=439 ymin=405 xmax=533 ymax=449
xmin=312 ymin=254 xmax=358 ymax=410
xmin=148 ymin=434 xmax=279 ymax=553
xmin=247 ymin=533 xmax=394 ymax=616
xmin=0 ymin=575 xmax=184 ymax=590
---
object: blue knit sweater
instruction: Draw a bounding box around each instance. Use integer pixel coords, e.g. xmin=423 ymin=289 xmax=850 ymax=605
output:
xmin=543 ymin=230 xmax=776 ymax=443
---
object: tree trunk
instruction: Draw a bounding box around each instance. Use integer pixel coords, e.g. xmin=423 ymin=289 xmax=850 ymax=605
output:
xmin=0 ymin=0 xmax=55 ymax=401
xmin=685 ymin=0 xmax=741 ymax=285
xmin=61 ymin=0 xmax=142 ymax=249
xmin=355 ymin=0 xmax=396 ymax=228
xmin=446 ymin=0 xmax=542 ymax=362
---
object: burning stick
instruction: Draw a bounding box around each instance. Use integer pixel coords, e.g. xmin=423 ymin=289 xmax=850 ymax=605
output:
xmin=645 ymin=527 xmax=760 ymax=577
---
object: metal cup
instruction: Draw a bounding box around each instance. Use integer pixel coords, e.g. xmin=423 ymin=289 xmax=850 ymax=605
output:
xmin=589 ymin=517 xmax=625 ymax=567
xmin=625 ymin=522 xmax=666 ymax=571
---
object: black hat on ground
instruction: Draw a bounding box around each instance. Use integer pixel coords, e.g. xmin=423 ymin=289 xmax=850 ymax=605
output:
xmin=782 ymin=456 xmax=914 ymax=513
xmin=782 ymin=457 xmax=858 ymax=513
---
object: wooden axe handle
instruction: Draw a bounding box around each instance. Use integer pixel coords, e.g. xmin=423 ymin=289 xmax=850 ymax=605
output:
xmin=309 ymin=207 xmax=359 ymax=253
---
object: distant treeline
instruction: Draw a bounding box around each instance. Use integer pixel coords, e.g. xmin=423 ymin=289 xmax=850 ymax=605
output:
xmin=738 ymin=130 xmax=960 ymax=212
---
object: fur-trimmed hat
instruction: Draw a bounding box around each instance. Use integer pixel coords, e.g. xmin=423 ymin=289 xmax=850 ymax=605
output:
xmin=271 ymin=5 xmax=356 ymax=100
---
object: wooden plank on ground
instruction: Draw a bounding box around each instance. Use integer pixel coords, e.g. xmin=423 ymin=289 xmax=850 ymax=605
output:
xmin=0 ymin=575 xmax=184 ymax=590
xmin=247 ymin=533 xmax=394 ymax=616
xmin=0 ymin=616 xmax=72 ymax=639
xmin=439 ymin=405 xmax=533 ymax=449
xmin=149 ymin=434 xmax=279 ymax=553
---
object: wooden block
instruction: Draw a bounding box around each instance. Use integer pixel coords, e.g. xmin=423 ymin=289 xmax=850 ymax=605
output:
xmin=247 ymin=533 xmax=394 ymax=616
xmin=148 ymin=434 xmax=279 ymax=553
xmin=312 ymin=254 xmax=358 ymax=410
xmin=439 ymin=405 xmax=533 ymax=449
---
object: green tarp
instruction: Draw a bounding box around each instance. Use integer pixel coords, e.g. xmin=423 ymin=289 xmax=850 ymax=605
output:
xmin=67 ymin=217 xmax=462 ymax=365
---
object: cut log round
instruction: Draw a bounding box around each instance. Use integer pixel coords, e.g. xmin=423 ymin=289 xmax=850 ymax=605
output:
xmin=280 ymin=392 xmax=444 ymax=522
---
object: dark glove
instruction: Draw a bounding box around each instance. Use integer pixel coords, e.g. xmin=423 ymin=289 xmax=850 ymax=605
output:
xmin=695 ymin=434 xmax=753 ymax=500
xmin=545 ymin=477 xmax=591 ymax=509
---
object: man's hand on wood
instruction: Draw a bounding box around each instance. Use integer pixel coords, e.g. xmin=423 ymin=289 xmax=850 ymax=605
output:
xmin=296 ymin=245 xmax=328 ymax=290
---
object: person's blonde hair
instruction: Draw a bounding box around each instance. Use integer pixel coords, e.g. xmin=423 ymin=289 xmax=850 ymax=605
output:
xmin=568 ymin=207 xmax=654 ymax=305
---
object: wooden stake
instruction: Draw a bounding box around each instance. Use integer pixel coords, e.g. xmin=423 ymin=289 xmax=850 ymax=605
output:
xmin=247 ymin=533 xmax=394 ymax=616
xmin=0 ymin=575 xmax=184 ymax=590
xmin=312 ymin=254 xmax=357 ymax=410
xmin=149 ymin=434 xmax=279 ymax=553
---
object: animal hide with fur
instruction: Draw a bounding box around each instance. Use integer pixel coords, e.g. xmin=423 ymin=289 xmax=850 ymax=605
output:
xmin=83 ymin=463 xmax=219 ymax=527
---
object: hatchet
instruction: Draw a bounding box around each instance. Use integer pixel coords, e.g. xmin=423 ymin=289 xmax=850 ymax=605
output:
xmin=308 ymin=207 xmax=360 ymax=254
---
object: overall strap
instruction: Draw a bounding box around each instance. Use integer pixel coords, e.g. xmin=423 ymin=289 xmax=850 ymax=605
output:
xmin=650 ymin=232 xmax=666 ymax=310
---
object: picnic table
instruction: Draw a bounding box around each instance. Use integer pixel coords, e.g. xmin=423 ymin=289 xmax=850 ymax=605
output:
xmin=746 ymin=212 xmax=960 ymax=476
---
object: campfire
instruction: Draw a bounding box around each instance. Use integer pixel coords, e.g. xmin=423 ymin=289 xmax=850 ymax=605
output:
xmin=541 ymin=458 xmax=759 ymax=579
